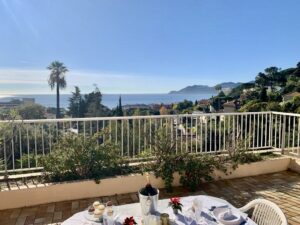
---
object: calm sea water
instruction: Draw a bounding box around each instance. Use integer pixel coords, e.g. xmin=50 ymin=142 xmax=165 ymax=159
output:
xmin=0 ymin=93 xmax=216 ymax=109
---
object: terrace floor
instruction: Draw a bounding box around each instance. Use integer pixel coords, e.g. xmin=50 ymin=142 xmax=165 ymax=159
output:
xmin=0 ymin=170 xmax=300 ymax=225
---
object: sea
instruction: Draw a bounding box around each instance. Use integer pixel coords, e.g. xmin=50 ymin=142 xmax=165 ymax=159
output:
xmin=0 ymin=93 xmax=216 ymax=109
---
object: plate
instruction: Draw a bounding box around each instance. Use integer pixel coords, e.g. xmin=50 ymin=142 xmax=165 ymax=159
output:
xmin=84 ymin=211 xmax=104 ymax=223
xmin=212 ymin=207 xmax=241 ymax=225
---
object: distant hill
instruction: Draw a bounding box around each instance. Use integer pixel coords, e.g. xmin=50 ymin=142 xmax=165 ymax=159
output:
xmin=218 ymin=82 xmax=243 ymax=89
xmin=169 ymin=82 xmax=241 ymax=94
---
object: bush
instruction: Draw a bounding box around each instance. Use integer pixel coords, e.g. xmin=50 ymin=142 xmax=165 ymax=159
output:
xmin=179 ymin=154 xmax=217 ymax=192
xmin=225 ymin=134 xmax=263 ymax=170
xmin=17 ymin=153 xmax=38 ymax=169
xmin=40 ymin=132 xmax=129 ymax=182
xmin=150 ymin=128 xmax=185 ymax=192
xmin=17 ymin=103 xmax=46 ymax=119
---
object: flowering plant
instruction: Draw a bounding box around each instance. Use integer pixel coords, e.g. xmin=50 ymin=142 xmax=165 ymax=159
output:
xmin=123 ymin=217 xmax=137 ymax=225
xmin=169 ymin=197 xmax=183 ymax=211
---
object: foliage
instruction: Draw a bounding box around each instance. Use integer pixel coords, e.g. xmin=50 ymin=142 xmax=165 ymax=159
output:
xmin=174 ymin=100 xmax=193 ymax=111
xmin=282 ymin=96 xmax=300 ymax=112
xmin=239 ymin=100 xmax=267 ymax=112
xmin=16 ymin=103 xmax=46 ymax=119
xmin=266 ymin=102 xmax=282 ymax=111
xmin=150 ymin=128 xmax=185 ymax=192
xmin=40 ymin=132 xmax=129 ymax=182
xmin=179 ymin=154 xmax=217 ymax=192
xmin=47 ymin=61 xmax=68 ymax=118
xmin=228 ymin=61 xmax=300 ymax=113
xmin=259 ymin=87 xmax=268 ymax=102
xmin=267 ymin=92 xmax=282 ymax=102
xmin=214 ymin=84 xmax=222 ymax=92
xmin=67 ymin=86 xmax=112 ymax=117
xmin=68 ymin=86 xmax=85 ymax=118
xmin=225 ymin=134 xmax=263 ymax=170
xmin=228 ymin=82 xmax=255 ymax=99
xmin=0 ymin=110 xmax=26 ymax=172
xmin=16 ymin=154 xmax=38 ymax=169
xmin=114 ymin=96 xmax=124 ymax=116
xmin=0 ymin=159 xmax=4 ymax=171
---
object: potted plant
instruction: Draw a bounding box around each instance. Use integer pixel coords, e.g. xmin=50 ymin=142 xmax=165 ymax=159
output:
xmin=169 ymin=197 xmax=183 ymax=215
xmin=123 ymin=217 xmax=137 ymax=225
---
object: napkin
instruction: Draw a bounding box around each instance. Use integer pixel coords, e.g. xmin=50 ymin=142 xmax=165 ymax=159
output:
xmin=219 ymin=209 xmax=238 ymax=221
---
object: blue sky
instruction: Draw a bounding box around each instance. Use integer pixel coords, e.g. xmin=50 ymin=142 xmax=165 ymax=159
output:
xmin=0 ymin=0 xmax=300 ymax=95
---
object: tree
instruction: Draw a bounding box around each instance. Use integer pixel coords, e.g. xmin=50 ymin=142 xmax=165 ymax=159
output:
xmin=68 ymin=86 xmax=85 ymax=118
xmin=255 ymin=72 xmax=268 ymax=87
xmin=264 ymin=66 xmax=280 ymax=83
xmin=47 ymin=61 xmax=68 ymax=118
xmin=259 ymin=87 xmax=268 ymax=102
xmin=84 ymin=85 xmax=111 ymax=117
xmin=16 ymin=103 xmax=46 ymax=119
xmin=175 ymin=100 xmax=193 ymax=112
xmin=292 ymin=62 xmax=300 ymax=77
xmin=115 ymin=96 xmax=124 ymax=116
xmin=214 ymin=84 xmax=222 ymax=92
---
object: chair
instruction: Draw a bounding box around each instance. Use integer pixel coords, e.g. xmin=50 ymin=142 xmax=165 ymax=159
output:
xmin=239 ymin=199 xmax=287 ymax=225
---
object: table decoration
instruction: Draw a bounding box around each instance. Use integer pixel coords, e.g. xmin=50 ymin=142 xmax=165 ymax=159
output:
xmin=160 ymin=213 xmax=169 ymax=225
xmin=168 ymin=197 xmax=183 ymax=215
xmin=123 ymin=216 xmax=137 ymax=225
xmin=139 ymin=173 xmax=159 ymax=215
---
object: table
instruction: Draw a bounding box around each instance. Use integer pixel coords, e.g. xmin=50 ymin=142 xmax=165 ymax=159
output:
xmin=62 ymin=195 xmax=257 ymax=225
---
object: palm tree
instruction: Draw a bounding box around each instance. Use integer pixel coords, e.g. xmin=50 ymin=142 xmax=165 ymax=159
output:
xmin=47 ymin=61 xmax=68 ymax=118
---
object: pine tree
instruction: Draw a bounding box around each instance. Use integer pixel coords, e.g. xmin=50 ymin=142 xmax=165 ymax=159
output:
xmin=116 ymin=96 xmax=124 ymax=116
xmin=68 ymin=86 xmax=85 ymax=118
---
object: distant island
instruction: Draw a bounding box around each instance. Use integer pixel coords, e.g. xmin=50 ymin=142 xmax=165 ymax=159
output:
xmin=169 ymin=82 xmax=242 ymax=94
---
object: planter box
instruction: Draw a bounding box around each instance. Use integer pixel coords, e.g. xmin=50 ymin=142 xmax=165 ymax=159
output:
xmin=0 ymin=157 xmax=291 ymax=210
xmin=213 ymin=156 xmax=291 ymax=180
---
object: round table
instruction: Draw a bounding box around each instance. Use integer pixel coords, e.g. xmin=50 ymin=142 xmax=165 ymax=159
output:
xmin=62 ymin=195 xmax=257 ymax=225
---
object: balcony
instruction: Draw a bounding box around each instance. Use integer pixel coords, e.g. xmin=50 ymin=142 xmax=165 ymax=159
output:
xmin=0 ymin=111 xmax=300 ymax=225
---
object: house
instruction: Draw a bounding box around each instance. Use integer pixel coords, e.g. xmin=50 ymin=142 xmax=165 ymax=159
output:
xmin=282 ymin=92 xmax=300 ymax=102
xmin=223 ymin=101 xmax=237 ymax=113
xmin=197 ymin=99 xmax=210 ymax=108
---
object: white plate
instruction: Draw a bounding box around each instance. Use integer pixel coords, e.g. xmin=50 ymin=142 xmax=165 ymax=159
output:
xmin=213 ymin=207 xmax=241 ymax=225
xmin=83 ymin=211 xmax=104 ymax=223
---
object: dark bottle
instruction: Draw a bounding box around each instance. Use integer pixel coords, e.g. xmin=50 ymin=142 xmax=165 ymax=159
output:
xmin=139 ymin=173 xmax=158 ymax=196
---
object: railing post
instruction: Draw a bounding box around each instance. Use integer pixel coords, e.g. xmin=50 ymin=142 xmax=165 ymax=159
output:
xmin=270 ymin=112 xmax=273 ymax=148
xmin=281 ymin=115 xmax=286 ymax=154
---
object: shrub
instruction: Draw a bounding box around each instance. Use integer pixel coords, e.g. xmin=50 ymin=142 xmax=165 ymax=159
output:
xmin=225 ymin=134 xmax=263 ymax=170
xmin=17 ymin=153 xmax=38 ymax=169
xmin=150 ymin=128 xmax=185 ymax=192
xmin=179 ymin=154 xmax=217 ymax=192
xmin=40 ymin=132 xmax=129 ymax=182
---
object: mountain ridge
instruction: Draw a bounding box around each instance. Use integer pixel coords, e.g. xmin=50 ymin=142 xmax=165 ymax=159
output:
xmin=169 ymin=82 xmax=242 ymax=94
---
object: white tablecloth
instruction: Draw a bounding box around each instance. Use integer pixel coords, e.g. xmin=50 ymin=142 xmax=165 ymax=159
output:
xmin=62 ymin=195 xmax=256 ymax=225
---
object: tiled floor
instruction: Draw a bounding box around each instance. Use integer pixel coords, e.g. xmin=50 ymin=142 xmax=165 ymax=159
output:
xmin=0 ymin=170 xmax=300 ymax=225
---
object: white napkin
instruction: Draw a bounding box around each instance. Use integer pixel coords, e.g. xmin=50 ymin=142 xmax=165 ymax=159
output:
xmin=219 ymin=209 xmax=238 ymax=221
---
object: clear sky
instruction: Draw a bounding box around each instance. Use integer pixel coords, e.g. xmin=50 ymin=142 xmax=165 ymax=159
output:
xmin=0 ymin=0 xmax=300 ymax=95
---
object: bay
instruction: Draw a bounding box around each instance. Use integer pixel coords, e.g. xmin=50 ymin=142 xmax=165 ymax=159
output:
xmin=0 ymin=93 xmax=216 ymax=109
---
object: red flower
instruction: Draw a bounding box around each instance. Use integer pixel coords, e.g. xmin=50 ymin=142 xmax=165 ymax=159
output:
xmin=170 ymin=197 xmax=180 ymax=204
xmin=169 ymin=197 xmax=183 ymax=211
xmin=123 ymin=217 xmax=137 ymax=225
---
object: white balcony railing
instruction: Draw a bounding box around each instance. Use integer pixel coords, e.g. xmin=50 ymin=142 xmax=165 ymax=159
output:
xmin=0 ymin=111 xmax=299 ymax=175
